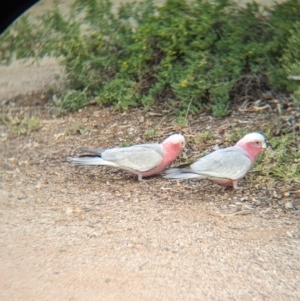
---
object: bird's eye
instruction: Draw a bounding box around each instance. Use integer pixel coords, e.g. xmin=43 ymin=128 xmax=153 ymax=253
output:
xmin=254 ymin=141 xmax=260 ymax=146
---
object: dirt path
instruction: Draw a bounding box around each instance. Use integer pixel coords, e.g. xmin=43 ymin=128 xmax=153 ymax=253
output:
xmin=1 ymin=0 xmax=300 ymax=300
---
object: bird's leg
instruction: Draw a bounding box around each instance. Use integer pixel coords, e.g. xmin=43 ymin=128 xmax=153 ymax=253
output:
xmin=233 ymin=180 xmax=244 ymax=190
xmin=138 ymin=174 xmax=147 ymax=182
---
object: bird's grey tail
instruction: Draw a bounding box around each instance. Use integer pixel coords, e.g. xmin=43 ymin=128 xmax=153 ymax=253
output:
xmin=164 ymin=172 xmax=199 ymax=179
xmin=67 ymin=157 xmax=107 ymax=166
xmin=165 ymin=167 xmax=184 ymax=174
xmin=164 ymin=164 xmax=192 ymax=174
xmin=164 ymin=167 xmax=199 ymax=179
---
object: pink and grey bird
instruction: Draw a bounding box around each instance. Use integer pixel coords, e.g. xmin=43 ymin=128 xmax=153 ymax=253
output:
xmin=68 ymin=134 xmax=185 ymax=181
xmin=164 ymin=132 xmax=267 ymax=189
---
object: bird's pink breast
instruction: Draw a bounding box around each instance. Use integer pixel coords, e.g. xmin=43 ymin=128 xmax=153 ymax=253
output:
xmin=140 ymin=143 xmax=183 ymax=177
xmin=235 ymin=143 xmax=262 ymax=163
xmin=215 ymin=179 xmax=234 ymax=186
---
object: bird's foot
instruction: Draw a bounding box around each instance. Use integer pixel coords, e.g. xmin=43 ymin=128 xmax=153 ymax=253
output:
xmin=233 ymin=181 xmax=244 ymax=191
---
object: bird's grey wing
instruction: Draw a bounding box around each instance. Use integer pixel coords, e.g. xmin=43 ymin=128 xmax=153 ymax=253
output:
xmin=102 ymin=144 xmax=164 ymax=171
xmin=190 ymin=147 xmax=252 ymax=180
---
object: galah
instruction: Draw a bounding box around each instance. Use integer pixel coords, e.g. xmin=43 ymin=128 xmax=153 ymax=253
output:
xmin=164 ymin=132 xmax=267 ymax=189
xmin=68 ymin=134 xmax=185 ymax=181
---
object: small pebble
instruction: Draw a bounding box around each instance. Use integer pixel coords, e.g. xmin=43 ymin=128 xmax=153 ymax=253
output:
xmin=65 ymin=207 xmax=73 ymax=216
xmin=252 ymin=198 xmax=261 ymax=205
xmin=272 ymin=190 xmax=282 ymax=199
xmin=220 ymin=205 xmax=228 ymax=210
xmin=8 ymin=157 xmax=17 ymax=164
xmin=285 ymin=202 xmax=295 ymax=210
xmin=286 ymin=231 xmax=294 ymax=238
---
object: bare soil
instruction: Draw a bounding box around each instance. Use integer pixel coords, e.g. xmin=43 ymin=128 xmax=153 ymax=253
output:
xmin=1 ymin=0 xmax=300 ymax=300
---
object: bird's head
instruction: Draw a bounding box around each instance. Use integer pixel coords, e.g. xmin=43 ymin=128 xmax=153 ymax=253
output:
xmin=235 ymin=132 xmax=267 ymax=161
xmin=163 ymin=134 xmax=186 ymax=151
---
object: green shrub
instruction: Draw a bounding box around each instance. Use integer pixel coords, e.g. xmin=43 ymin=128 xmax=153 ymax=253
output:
xmin=281 ymin=21 xmax=300 ymax=103
xmin=52 ymin=90 xmax=89 ymax=113
xmin=1 ymin=0 xmax=300 ymax=116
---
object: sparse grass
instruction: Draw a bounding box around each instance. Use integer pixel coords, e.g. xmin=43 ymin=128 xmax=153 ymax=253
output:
xmin=144 ymin=127 xmax=158 ymax=139
xmin=8 ymin=116 xmax=42 ymax=136
xmin=120 ymin=141 xmax=132 ymax=147
xmin=64 ymin=122 xmax=90 ymax=135
xmin=174 ymin=114 xmax=189 ymax=127
xmin=0 ymin=113 xmax=42 ymax=135
xmin=51 ymin=90 xmax=89 ymax=115
xmin=195 ymin=131 xmax=215 ymax=144
xmin=0 ymin=113 xmax=11 ymax=125
xmin=224 ymin=128 xmax=249 ymax=143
